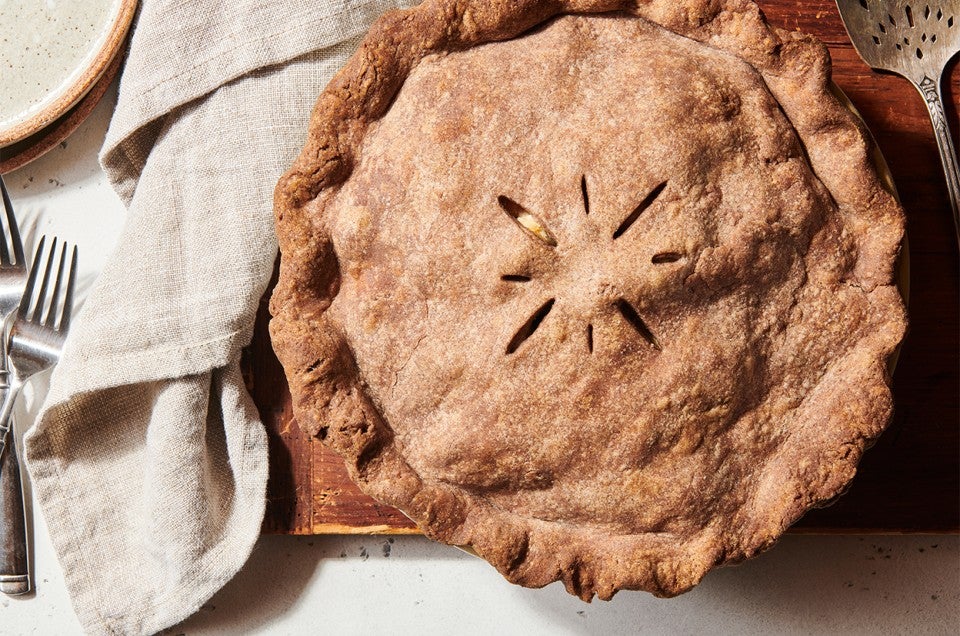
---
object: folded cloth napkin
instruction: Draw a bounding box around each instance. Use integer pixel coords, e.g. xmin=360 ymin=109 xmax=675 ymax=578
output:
xmin=23 ymin=1 xmax=413 ymax=633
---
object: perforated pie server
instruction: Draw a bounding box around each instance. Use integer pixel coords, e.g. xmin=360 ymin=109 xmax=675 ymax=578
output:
xmin=835 ymin=0 xmax=960 ymax=246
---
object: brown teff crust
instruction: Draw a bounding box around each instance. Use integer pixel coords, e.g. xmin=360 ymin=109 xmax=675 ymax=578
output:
xmin=270 ymin=0 xmax=907 ymax=600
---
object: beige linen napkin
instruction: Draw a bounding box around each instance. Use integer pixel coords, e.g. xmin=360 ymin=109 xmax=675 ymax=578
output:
xmin=23 ymin=1 xmax=412 ymax=633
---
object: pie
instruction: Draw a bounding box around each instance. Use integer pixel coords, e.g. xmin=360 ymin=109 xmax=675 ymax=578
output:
xmin=270 ymin=0 xmax=907 ymax=600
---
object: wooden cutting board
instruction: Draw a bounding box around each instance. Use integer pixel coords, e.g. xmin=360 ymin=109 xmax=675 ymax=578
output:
xmin=243 ymin=0 xmax=960 ymax=535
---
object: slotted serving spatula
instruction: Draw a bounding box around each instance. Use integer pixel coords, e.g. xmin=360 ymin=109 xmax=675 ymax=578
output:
xmin=836 ymin=0 xmax=960 ymax=246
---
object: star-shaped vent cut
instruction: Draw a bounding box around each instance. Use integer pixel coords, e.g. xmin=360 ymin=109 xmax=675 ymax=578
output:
xmin=498 ymin=176 xmax=677 ymax=355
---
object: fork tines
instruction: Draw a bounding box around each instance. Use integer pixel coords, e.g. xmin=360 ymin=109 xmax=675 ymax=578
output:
xmin=0 ymin=177 xmax=25 ymax=269
xmin=20 ymin=236 xmax=77 ymax=332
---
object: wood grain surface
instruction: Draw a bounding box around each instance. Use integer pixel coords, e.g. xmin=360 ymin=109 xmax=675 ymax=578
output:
xmin=244 ymin=0 xmax=960 ymax=535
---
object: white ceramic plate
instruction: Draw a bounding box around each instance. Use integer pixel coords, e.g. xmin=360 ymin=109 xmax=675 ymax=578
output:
xmin=0 ymin=0 xmax=137 ymax=148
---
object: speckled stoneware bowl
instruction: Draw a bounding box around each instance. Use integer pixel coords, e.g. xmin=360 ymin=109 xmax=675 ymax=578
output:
xmin=0 ymin=0 xmax=137 ymax=148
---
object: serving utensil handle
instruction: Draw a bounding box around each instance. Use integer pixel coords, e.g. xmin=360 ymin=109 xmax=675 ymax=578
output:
xmin=919 ymin=74 xmax=960 ymax=248
xmin=0 ymin=422 xmax=30 ymax=596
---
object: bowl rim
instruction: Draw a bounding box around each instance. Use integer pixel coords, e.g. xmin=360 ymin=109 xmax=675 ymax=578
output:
xmin=0 ymin=0 xmax=138 ymax=149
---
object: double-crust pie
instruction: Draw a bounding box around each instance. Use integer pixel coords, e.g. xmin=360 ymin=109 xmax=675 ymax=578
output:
xmin=270 ymin=0 xmax=907 ymax=599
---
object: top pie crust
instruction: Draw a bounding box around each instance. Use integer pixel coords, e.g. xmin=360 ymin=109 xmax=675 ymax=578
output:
xmin=270 ymin=0 xmax=907 ymax=599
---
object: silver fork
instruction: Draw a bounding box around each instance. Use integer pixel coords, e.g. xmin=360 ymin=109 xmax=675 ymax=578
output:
xmin=0 ymin=177 xmax=27 ymax=329
xmin=0 ymin=236 xmax=77 ymax=455
xmin=0 ymin=177 xmax=29 ymax=597
xmin=0 ymin=236 xmax=77 ymax=596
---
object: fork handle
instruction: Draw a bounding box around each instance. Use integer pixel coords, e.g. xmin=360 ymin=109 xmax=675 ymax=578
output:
xmin=918 ymin=74 xmax=960 ymax=249
xmin=0 ymin=379 xmax=29 ymax=595
xmin=0 ymin=423 xmax=29 ymax=595
xmin=0 ymin=381 xmax=21 ymax=460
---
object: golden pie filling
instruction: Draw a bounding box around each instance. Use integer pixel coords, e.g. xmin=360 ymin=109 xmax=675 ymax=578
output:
xmin=272 ymin=1 xmax=906 ymax=600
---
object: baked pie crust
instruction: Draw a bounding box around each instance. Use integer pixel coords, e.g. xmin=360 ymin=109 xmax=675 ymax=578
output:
xmin=270 ymin=0 xmax=907 ymax=599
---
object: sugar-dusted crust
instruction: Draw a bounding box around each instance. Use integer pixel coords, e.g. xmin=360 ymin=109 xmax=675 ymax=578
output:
xmin=270 ymin=0 xmax=906 ymax=599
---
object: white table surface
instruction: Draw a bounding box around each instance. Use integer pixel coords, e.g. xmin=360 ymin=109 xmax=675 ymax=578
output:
xmin=1 ymin=84 xmax=958 ymax=636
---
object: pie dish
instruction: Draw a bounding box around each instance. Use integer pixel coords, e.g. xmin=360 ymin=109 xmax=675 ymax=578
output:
xmin=270 ymin=0 xmax=907 ymax=599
